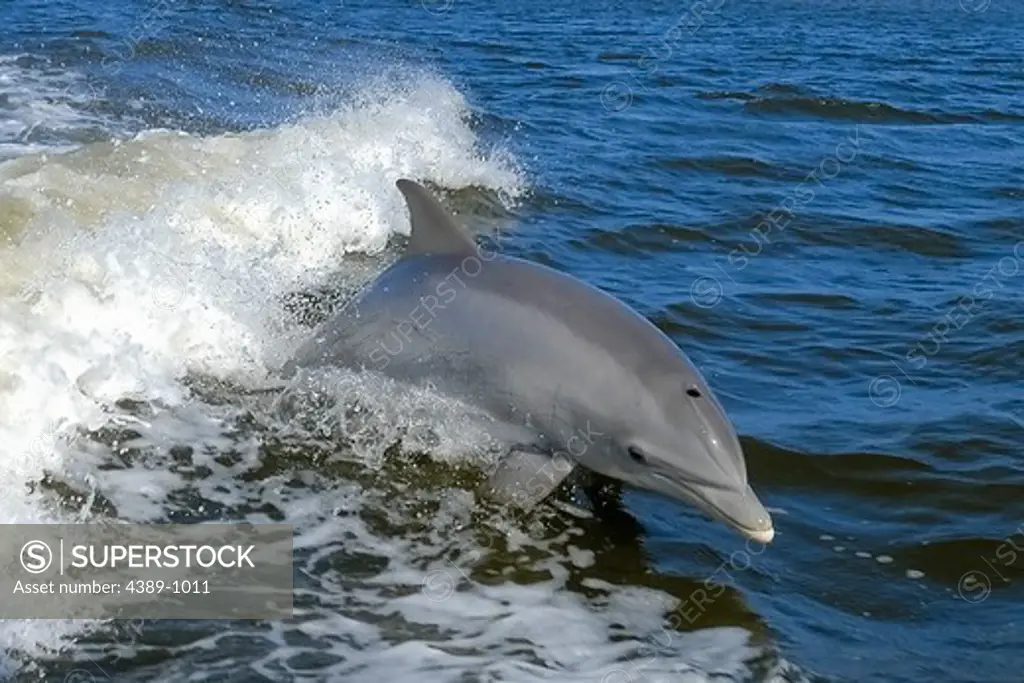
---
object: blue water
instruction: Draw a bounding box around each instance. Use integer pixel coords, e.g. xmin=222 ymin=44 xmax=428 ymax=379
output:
xmin=1 ymin=1 xmax=1022 ymax=681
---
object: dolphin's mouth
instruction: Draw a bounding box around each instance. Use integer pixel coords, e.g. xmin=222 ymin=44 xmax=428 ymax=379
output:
xmin=651 ymin=473 xmax=775 ymax=543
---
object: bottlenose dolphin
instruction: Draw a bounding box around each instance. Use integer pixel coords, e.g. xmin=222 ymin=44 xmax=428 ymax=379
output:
xmin=284 ymin=179 xmax=774 ymax=543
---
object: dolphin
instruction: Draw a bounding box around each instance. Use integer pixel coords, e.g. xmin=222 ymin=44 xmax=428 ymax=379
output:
xmin=284 ymin=179 xmax=775 ymax=543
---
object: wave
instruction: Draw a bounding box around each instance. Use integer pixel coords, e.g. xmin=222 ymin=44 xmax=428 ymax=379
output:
xmin=698 ymin=86 xmax=1024 ymax=125
xmin=0 ymin=55 xmax=118 ymax=160
xmin=0 ymin=66 xmax=524 ymax=664
xmin=653 ymin=155 xmax=799 ymax=180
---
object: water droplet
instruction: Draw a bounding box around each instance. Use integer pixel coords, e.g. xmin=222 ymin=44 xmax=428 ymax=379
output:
xmin=876 ymin=555 xmax=894 ymax=564
xmin=906 ymin=569 xmax=924 ymax=579
xmin=855 ymin=551 xmax=872 ymax=559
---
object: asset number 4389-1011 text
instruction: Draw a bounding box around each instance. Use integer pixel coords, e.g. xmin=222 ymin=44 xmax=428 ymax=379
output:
xmin=125 ymin=580 xmax=210 ymax=594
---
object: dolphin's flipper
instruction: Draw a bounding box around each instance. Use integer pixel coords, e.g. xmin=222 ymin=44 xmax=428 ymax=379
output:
xmin=396 ymin=179 xmax=477 ymax=257
xmin=485 ymin=450 xmax=575 ymax=509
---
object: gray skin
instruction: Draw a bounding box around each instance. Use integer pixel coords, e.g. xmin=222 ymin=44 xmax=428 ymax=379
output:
xmin=284 ymin=179 xmax=774 ymax=544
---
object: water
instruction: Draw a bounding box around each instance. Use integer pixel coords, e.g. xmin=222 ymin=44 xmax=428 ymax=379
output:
xmin=1 ymin=0 xmax=1022 ymax=681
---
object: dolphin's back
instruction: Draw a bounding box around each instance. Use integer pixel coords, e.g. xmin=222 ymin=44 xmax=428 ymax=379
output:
xmin=289 ymin=252 xmax=690 ymax=436
xmin=288 ymin=178 xmax=695 ymax=442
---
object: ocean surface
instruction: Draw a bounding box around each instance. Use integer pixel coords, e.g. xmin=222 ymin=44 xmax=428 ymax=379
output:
xmin=1 ymin=0 xmax=1022 ymax=681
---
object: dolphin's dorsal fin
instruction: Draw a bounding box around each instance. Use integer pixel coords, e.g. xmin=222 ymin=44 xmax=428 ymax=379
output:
xmin=396 ymin=179 xmax=477 ymax=257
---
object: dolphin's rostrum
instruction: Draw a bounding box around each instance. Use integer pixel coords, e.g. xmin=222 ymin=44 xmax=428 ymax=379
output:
xmin=285 ymin=179 xmax=775 ymax=544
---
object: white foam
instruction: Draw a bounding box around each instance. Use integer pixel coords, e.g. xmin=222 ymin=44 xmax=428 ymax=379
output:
xmin=0 ymin=69 xmax=523 ymax=666
xmin=0 ymin=55 xmax=110 ymax=159
xmin=130 ymin=487 xmax=803 ymax=683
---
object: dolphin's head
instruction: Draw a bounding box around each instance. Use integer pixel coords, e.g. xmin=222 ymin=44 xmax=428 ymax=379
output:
xmin=604 ymin=366 xmax=775 ymax=544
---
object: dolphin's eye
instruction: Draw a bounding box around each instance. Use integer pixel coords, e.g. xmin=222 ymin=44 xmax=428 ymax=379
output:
xmin=628 ymin=446 xmax=647 ymax=464
xmin=686 ymin=387 xmax=702 ymax=398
